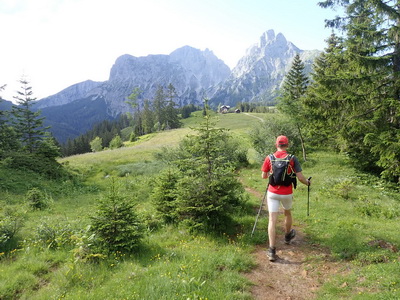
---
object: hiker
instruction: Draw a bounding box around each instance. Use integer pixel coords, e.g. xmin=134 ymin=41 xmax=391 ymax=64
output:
xmin=261 ymin=135 xmax=311 ymax=261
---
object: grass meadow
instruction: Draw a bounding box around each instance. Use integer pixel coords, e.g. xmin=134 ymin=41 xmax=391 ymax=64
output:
xmin=0 ymin=111 xmax=399 ymax=299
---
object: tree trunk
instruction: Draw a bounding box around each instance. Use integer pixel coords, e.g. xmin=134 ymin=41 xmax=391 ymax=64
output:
xmin=297 ymin=124 xmax=307 ymax=161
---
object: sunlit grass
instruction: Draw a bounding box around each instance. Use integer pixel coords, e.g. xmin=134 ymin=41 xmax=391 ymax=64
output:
xmin=286 ymin=151 xmax=400 ymax=299
xmin=1 ymin=112 xmax=400 ymax=299
xmin=2 ymin=227 xmax=255 ymax=300
xmin=59 ymin=111 xmax=266 ymax=180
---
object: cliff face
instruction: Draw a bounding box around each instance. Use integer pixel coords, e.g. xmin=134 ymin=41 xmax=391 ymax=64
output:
xmin=36 ymin=46 xmax=230 ymax=117
xmin=34 ymin=80 xmax=103 ymax=109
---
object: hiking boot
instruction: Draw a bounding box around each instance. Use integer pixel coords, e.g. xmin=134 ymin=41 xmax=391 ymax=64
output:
xmin=267 ymin=247 xmax=277 ymax=262
xmin=284 ymin=229 xmax=296 ymax=244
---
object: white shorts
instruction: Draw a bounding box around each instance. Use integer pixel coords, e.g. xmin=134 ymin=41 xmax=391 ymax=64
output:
xmin=267 ymin=191 xmax=293 ymax=213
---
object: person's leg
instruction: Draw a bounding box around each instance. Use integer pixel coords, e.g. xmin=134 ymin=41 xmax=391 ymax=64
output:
xmin=281 ymin=194 xmax=296 ymax=244
xmin=266 ymin=192 xmax=280 ymax=247
xmin=281 ymin=194 xmax=293 ymax=234
xmin=268 ymin=211 xmax=279 ymax=248
xmin=266 ymin=192 xmax=280 ymax=261
xmin=284 ymin=209 xmax=292 ymax=234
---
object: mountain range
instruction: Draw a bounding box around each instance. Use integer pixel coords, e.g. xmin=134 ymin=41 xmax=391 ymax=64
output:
xmin=2 ymin=29 xmax=321 ymax=143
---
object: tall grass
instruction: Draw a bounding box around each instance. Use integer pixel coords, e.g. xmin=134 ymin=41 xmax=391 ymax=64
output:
xmin=293 ymin=151 xmax=400 ymax=299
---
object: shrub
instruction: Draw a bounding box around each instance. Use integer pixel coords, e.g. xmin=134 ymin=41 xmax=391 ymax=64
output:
xmin=25 ymin=188 xmax=52 ymax=210
xmin=0 ymin=205 xmax=25 ymax=250
xmin=355 ymin=195 xmax=400 ymax=219
xmin=151 ymin=168 xmax=180 ymax=223
xmin=69 ymin=225 xmax=106 ymax=263
xmin=90 ymin=178 xmax=144 ymax=253
xmin=250 ymin=114 xmax=302 ymax=163
xmin=109 ymin=135 xmax=123 ymax=149
xmin=355 ymin=249 xmax=394 ymax=266
xmin=129 ymin=132 xmax=137 ymax=142
xmin=36 ymin=132 xmax=61 ymax=159
xmin=33 ymin=220 xmax=74 ymax=249
xmin=1 ymin=151 xmax=67 ymax=179
xmin=332 ymin=178 xmax=355 ymax=200
xmin=90 ymin=136 xmax=103 ymax=152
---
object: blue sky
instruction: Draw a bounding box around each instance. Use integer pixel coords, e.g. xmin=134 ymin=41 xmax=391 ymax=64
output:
xmin=0 ymin=0 xmax=341 ymax=101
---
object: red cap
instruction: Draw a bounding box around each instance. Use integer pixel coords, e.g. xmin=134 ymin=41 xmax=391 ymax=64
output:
xmin=276 ymin=135 xmax=289 ymax=147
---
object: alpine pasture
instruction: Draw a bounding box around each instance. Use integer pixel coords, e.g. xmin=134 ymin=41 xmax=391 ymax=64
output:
xmin=0 ymin=111 xmax=399 ymax=299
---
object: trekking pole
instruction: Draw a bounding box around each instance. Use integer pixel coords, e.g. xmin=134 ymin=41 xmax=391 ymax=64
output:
xmin=251 ymin=189 xmax=267 ymax=237
xmin=307 ymin=176 xmax=312 ymax=217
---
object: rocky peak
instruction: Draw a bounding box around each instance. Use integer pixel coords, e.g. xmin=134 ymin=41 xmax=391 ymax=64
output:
xmin=169 ymin=45 xmax=230 ymax=88
xmin=233 ymin=29 xmax=301 ymax=78
xmin=210 ymin=29 xmax=319 ymax=107
xmin=82 ymin=46 xmax=231 ymax=116
xmin=259 ymin=29 xmax=277 ymax=48
xmin=108 ymin=53 xmax=170 ymax=83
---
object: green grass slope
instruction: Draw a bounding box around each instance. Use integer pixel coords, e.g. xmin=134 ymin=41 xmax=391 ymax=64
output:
xmin=0 ymin=111 xmax=399 ymax=299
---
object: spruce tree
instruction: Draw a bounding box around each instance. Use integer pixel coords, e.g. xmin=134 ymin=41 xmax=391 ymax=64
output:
xmin=153 ymin=86 xmax=166 ymax=131
xmin=304 ymin=33 xmax=347 ymax=148
xmin=165 ymin=83 xmax=181 ymax=129
xmin=310 ymin=1 xmax=400 ymax=181
xmin=141 ymin=99 xmax=154 ymax=134
xmin=90 ymin=178 xmax=143 ymax=253
xmin=62 ymin=138 xmax=75 ymax=157
xmin=181 ymin=104 xmax=199 ymax=119
xmin=278 ymin=53 xmax=309 ymax=161
xmin=151 ymin=167 xmax=180 ymax=223
xmin=11 ymin=78 xmax=48 ymax=153
xmin=36 ymin=132 xmax=61 ymax=159
xmin=155 ymin=103 xmax=245 ymax=232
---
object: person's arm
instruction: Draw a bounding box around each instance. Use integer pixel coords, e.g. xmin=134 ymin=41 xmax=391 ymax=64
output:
xmin=261 ymin=155 xmax=271 ymax=179
xmin=292 ymin=155 xmax=311 ymax=186
xmin=296 ymin=171 xmax=311 ymax=186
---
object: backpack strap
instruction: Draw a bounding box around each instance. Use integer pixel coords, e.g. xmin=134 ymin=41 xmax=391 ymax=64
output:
xmin=285 ymin=154 xmax=294 ymax=174
xmin=268 ymin=154 xmax=275 ymax=173
xmin=287 ymin=154 xmax=298 ymax=189
xmin=267 ymin=154 xmax=274 ymax=186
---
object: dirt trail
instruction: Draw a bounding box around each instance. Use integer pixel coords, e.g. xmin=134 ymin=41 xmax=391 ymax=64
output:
xmin=243 ymin=113 xmax=265 ymax=123
xmin=244 ymin=187 xmax=341 ymax=300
